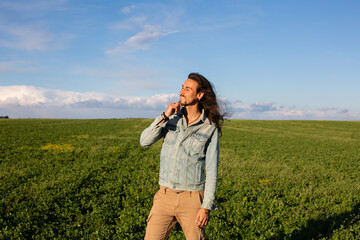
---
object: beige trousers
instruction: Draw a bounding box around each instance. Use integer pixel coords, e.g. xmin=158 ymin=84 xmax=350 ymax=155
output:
xmin=145 ymin=186 xmax=206 ymax=240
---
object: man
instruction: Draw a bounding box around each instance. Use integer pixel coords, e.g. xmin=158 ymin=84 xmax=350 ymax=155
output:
xmin=140 ymin=73 xmax=224 ymax=240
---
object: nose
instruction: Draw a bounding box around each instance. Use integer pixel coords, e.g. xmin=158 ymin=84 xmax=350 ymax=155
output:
xmin=180 ymin=88 xmax=185 ymax=95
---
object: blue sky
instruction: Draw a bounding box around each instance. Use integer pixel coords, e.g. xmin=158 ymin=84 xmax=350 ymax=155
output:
xmin=1 ymin=0 xmax=359 ymax=119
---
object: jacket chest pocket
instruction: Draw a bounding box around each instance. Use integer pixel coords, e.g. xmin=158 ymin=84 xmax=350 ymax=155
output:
xmin=187 ymin=133 xmax=208 ymax=156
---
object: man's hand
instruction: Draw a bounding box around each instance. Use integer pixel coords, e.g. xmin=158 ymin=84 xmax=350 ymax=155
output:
xmin=195 ymin=208 xmax=210 ymax=227
xmin=164 ymin=102 xmax=181 ymax=118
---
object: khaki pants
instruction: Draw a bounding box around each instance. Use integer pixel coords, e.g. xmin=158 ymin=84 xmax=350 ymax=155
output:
xmin=145 ymin=186 xmax=206 ymax=240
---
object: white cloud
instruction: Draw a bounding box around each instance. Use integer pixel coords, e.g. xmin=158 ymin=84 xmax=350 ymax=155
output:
xmin=0 ymin=85 xmax=178 ymax=118
xmin=106 ymin=25 xmax=178 ymax=54
xmin=0 ymin=85 xmax=100 ymax=106
xmin=106 ymin=2 xmax=181 ymax=54
xmin=229 ymin=101 xmax=353 ymax=120
xmin=126 ymin=26 xmax=177 ymax=50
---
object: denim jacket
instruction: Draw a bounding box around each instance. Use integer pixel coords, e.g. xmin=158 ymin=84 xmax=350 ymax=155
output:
xmin=140 ymin=108 xmax=219 ymax=210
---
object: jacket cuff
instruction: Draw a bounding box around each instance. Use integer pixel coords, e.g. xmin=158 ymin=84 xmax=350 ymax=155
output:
xmin=152 ymin=115 xmax=166 ymax=127
xmin=201 ymin=201 xmax=217 ymax=211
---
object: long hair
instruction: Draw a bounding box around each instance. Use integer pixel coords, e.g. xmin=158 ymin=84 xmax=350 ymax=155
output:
xmin=188 ymin=72 xmax=227 ymax=135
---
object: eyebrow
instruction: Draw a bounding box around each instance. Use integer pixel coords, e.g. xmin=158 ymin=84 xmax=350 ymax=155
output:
xmin=182 ymin=85 xmax=192 ymax=90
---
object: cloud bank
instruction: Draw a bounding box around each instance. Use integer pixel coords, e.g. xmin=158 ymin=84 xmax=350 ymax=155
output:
xmin=0 ymin=85 xmax=356 ymax=120
xmin=229 ymin=101 xmax=352 ymax=120
xmin=0 ymin=85 xmax=178 ymax=118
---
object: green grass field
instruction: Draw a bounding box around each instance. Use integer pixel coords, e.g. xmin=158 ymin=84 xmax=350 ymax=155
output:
xmin=1 ymin=119 xmax=359 ymax=239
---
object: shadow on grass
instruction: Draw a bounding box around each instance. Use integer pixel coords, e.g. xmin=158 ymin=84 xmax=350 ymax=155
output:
xmin=270 ymin=203 xmax=360 ymax=240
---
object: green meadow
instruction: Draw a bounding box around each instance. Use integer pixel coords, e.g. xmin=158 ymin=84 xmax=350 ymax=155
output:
xmin=1 ymin=119 xmax=359 ymax=239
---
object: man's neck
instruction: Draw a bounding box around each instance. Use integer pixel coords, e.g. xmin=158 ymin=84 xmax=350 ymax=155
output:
xmin=184 ymin=104 xmax=201 ymax=122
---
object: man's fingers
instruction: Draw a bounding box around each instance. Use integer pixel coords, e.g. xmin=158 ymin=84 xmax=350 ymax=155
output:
xmin=171 ymin=102 xmax=181 ymax=113
xmin=204 ymin=219 xmax=209 ymax=226
xmin=196 ymin=215 xmax=209 ymax=227
xmin=165 ymin=102 xmax=180 ymax=116
xmin=195 ymin=215 xmax=202 ymax=227
xmin=198 ymin=220 xmax=207 ymax=227
xmin=195 ymin=212 xmax=200 ymax=223
xmin=196 ymin=220 xmax=201 ymax=227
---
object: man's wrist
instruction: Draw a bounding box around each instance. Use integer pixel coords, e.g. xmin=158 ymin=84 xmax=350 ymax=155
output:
xmin=161 ymin=112 xmax=169 ymax=122
xmin=202 ymin=208 xmax=210 ymax=214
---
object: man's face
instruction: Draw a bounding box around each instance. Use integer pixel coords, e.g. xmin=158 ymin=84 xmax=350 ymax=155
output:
xmin=179 ymin=78 xmax=202 ymax=106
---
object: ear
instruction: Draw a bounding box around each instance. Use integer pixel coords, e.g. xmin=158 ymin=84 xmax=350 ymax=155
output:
xmin=197 ymin=91 xmax=204 ymax=101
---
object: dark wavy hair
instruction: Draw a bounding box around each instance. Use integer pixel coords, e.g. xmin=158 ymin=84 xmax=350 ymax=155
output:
xmin=188 ymin=72 xmax=227 ymax=135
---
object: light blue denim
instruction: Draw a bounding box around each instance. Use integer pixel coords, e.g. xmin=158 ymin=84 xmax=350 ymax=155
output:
xmin=140 ymin=108 xmax=219 ymax=211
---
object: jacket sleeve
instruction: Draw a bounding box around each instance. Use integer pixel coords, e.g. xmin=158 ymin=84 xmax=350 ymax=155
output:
xmin=201 ymin=128 xmax=219 ymax=211
xmin=140 ymin=115 xmax=167 ymax=147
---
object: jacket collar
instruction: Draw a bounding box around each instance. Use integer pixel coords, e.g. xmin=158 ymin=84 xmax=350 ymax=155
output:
xmin=177 ymin=107 xmax=212 ymax=125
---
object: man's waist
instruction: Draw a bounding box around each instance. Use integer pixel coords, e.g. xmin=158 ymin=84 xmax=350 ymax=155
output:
xmin=159 ymin=185 xmax=204 ymax=193
xmin=160 ymin=185 xmax=185 ymax=193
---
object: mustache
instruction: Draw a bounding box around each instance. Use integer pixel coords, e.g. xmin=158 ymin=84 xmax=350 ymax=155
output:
xmin=180 ymin=94 xmax=185 ymax=97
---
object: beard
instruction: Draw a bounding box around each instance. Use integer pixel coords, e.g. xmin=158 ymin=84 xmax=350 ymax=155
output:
xmin=180 ymin=95 xmax=198 ymax=106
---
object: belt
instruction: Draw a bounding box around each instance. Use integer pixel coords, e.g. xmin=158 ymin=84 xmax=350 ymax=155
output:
xmin=160 ymin=186 xmax=185 ymax=194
